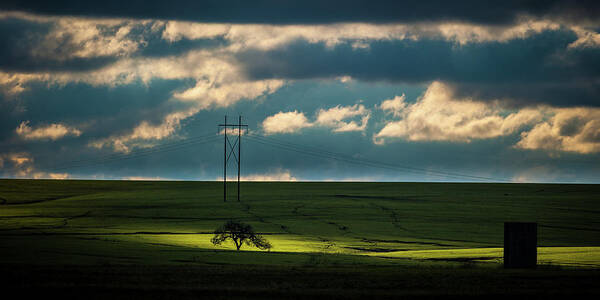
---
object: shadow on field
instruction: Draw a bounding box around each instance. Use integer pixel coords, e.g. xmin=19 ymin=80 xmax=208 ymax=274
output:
xmin=1 ymin=263 xmax=599 ymax=299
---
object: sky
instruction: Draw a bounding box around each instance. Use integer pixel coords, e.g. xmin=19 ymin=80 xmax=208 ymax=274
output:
xmin=0 ymin=0 xmax=599 ymax=183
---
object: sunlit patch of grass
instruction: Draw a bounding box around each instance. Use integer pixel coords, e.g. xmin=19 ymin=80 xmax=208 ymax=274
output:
xmin=119 ymin=231 xmax=600 ymax=268
xmin=370 ymin=248 xmax=503 ymax=265
xmin=366 ymin=247 xmax=600 ymax=267
xmin=538 ymin=247 xmax=600 ymax=267
xmin=123 ymin=234 xmax=215 ymax=249
xmin=127 ymin=233 xmax=335 ymax=253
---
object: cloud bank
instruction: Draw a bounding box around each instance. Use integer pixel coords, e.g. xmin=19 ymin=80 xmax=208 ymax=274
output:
xmin=373 ymin=82 xmax=544 ymax=143
xmin=374 ymin=82 xmax=600 ymax=154
xmin=517 ymin=108 xmax=600 ymax=154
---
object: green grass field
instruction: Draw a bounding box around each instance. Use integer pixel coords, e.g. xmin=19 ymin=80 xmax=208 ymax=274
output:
xmin=2 ymin=179 xmax=600 ymax=298
xmin=1 ymin=179 xmax=599 ymax=268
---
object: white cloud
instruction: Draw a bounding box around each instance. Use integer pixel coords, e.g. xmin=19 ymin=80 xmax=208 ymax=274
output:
xmin=337 ymin=75 xmax=353 ymax=83
xmin=16 ymin=121 xmax=82 ymax=141
xmin=379 ymin=94 xmax=407 ymax=117
xmin=315 ymin=103 xmax=370 ymax=132
xmin=512 ymin=166 xmax=564 ymax=183
xmin=321 ymin=175 xmax=384 ymax=182
xmin=173 ymin=77 xmax=284 ymax=109
xmin=568 ymin=26 xmax=600 ymax=48
xmin=373 ymin=82 xmax=543 ymax=144
xmin=0 ymin=72 xmax=45 ymax=95
xmin=162 ymin=21 xmax=230 ymax=41
xmin=238 ymin=169 xmax=297 ymax=181
xmin=162 ymin=18 xmax=566 ymax=50
xmin=0 ymin=12 xmax=148 ymax=68
xmin=122 ymin=176 xmax=173 ymax=181
xmin=0 ymin=152 xmax=33 ymax=167
xmin=516 ymin=107 xmax=600 ymax=154
xmin=40 ymin=18 xmax=141 ymax=59
xmin=130 ymin=110 xmax=193 ymax=140
xmin=262 ymin=103 xmax=371 ymax=135
xmin=42 ymin=173 xmax=70 ymax=180
xmin=434 ymin=19 xmax=561 ymax=44
xmin=262 ymin=111 xmax=313 ymax=134
xmin=89 ymin=108 xmax=198 ymax=153
xmin=374 ymin=84 xmax=600 ymax=154
xmin=219 ymin=127 xmax=247 ymax=136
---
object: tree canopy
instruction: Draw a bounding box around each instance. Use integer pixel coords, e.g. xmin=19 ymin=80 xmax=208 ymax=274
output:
xmin=211 ymin=220 xmax=272 ymax=251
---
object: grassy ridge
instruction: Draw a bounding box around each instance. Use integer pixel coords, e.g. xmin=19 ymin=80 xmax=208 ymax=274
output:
xmin=0 ymin=179 xmax=599 ymax=267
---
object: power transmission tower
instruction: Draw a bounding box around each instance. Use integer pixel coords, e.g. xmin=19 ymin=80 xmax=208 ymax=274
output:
xmin=218 ymin=116 xmax=248 ymax=202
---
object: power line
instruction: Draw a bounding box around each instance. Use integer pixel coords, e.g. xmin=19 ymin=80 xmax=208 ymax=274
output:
xmin=49 ymin=132 xmax=218 ymax=168
xmin=246 ymin=133 xmax=510 ymax=182
xmin=37 ymin=125 xmax=510 ymax=182
xmin=246 ymin=136 xmax=472 ymax=181
xmin=47 ymin=134 xmax=221 ymax=172
xmin=51 ymin=137 xmax=220 ymax=172
xmin=251 ymin=133 xmax=509 ymax=182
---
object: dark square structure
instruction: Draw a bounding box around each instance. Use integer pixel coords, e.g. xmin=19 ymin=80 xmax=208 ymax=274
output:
xmin=504 ymin=222 xmax=537 ymax=268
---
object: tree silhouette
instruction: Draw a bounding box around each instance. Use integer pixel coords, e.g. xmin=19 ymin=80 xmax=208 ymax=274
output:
xmin=211 ymin=220 xmax=272 ymax=251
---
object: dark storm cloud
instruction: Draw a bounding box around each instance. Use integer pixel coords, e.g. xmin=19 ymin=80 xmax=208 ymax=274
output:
xmin=2 ymin=0 xmax=599 ymax=25
xmin=0 ymin=17 xmax=118 ymax=72
xmin=236 ymin=29 xmax=600 ymax=107
xmin=449 ymin=81 xmax=600 ymax=108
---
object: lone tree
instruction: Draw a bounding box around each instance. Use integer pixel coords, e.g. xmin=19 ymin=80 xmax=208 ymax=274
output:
xmin=211 ymin=220 xmax=272 ymax=251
